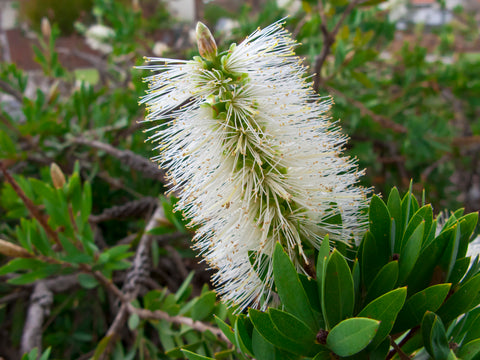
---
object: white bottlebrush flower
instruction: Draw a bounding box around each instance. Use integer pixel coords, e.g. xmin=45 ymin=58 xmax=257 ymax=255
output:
xmin=140 ymin=21 xmax=369 ymax=311
xmin=85 ymin=24 xmax=114 ymax=54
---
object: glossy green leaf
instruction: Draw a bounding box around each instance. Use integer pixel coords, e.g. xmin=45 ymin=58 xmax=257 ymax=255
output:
xmin=326 ymin=317 xmax=380 ymax=357
xmin=437 ymin=273 xmax=480 ymax=324
xmin=462 ymin=311 xmax=480 ymax=346
xmin=457 ymin=213 xmax=479 ymax=258
xmin=234 ymin=316 xmax=254 ymax=357
xmin=249 ymin=308 xmax=320 ymax=356
xmin=401 ymin=205 xmax=432 ymax=249
xmin=324 ymin=249 xmax=354 ymax=328
xmin=214 ymin=316 xmax=236 ymax=344
xmin=358 ymin=287 xmax=407 ymax=348
xmin=268 ymin=308 xmax=316 ymax=344
xmin=369 ymin=195 xmax=391 ymax=257
xmin=191 ymin=291 xmax=216 ymax=321
xmin=458 ymin=339 xmax=480 ymax=360
xmin=449 ymin=257 xmax=471 ymax=286
xmin=401 ymin=187 xmax=419 ymax=233
xmin=311 ymin=349 xmax=332 ymax=360
xmin=398 ymin=221 xmax=424 ymax=284
xmin=360 ymin=231 xmax=389 ymax=290
xmin=405 ymin=227 xmax=453 ymax=294
xmin=252 ymin=327 xmax=275 ymax=360
xmin=364 ymin=261 xmax=398 ymax=305
xmin=422 ymin=311 xmax=449 ymax=360
xmin=387 ymin=187 xmax=402 ymax=248
xmin=317 ymin=235 xmax=330 ymax=328
xmin=369 ymin=337 xmax=390 ymax=360
xmin=441 ymin=223 xmax=461 ymax=282
xmin=393 ymin=283 xmax=451 ymax=333
xmin=273 ymin=243 xmax=317 ymax=331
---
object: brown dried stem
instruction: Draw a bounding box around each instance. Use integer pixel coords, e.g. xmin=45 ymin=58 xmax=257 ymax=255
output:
xmin=0 ymin=161 xmax=62 ymax=248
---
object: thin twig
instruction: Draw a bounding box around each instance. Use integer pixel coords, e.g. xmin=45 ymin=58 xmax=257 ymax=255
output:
xmin=388 ymin=336 xmax=411 ymax=360
xmin=326 ymin=86 xmax=407 ymax=133
xmin=0 ymin=161 xmax=62 ymax=248
xmin=0 ymin=79 xmax=23 ymax=103
xmin=127 ymin=304 xmax=231 ymax=345
xmin=71 ymin=137 xmax=167 ymax=183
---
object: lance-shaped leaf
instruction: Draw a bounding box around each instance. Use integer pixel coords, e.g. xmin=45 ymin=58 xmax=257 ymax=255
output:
xmin=437 ymin=273 xmax=480 ymax=324
xmin=249 ymin=308 xmax=322 ymax=357
xmin=398 ymin=221 xmax=424 ymax=285
xmin=405 ymin=227 xmax=453 ymax=295
xmin=387 ymin=187 xmax=402 ymax=248
xmin=324 ymin=249 xmax=355 ymax=328
xmin=458 ymin=339 xmax=480 ymax=360
xmin=364 ymin=261 xmax=398 ymax=305
xmin=392 ymin=283 xmax=451 ymax=333
xmin=421 ymin=311 xmax=450 ymax=360
xmin=369 ymin=195 xmax=391 ymax=257
xmin=360 ymin=232 xmax=389 ymax=289
xmin=358 ymin=287 xmax=407 ymax=348
xmin=273 ymin=243 xmax=317 ymax=331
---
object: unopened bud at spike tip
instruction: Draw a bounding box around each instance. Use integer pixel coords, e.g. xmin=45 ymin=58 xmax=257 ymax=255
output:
xmin=196 ymin=22 xmax=217 ymax=61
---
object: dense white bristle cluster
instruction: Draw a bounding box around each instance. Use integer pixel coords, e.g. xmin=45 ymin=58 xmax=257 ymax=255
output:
xmin=140 ymin=21 xmax=369 ymax=311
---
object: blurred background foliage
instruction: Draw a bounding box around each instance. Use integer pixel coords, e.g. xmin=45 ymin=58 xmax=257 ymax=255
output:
xmin=0 ymin=0 xmax=479 ymax=358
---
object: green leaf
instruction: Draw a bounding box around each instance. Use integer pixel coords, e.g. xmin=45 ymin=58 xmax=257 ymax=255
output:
xmin=351 ymin=72 xmax=373 ymax=88
xmin=437 ymin=273 xmax=480 ymax=324
xmin=317 ymin=235 xmax=330 ymax=327
xmin=458 ymin=339 xmax=480 ymax=360
xmin=401 ymin=205 xmax=432 ymax=250
xmin=234 ymin=316 xmax=254 ymax=357
xmin=441 ymin=223 xmax=461 ymax=282
xmin=175 ymin=271 xmax=195 ymax=303
xmin=457 ymin=213 xmax=479 ymax=258
xmin=214 ymin=316 xmax=236 ymax=344
xmin=387 ymin=187 xmax=402 ymax=248
xmin=249 ymin=308 xmax=320 ymax=356
xmin=462 ymin=311 xmax=480 ymax=345
xmin=369 ymin=195 xmax=391 ymax=257
xmin=0 ymin=258 xmax=44 ymax=275
xmin=398 ymin=221 xmax=424 ymax=284
xmin=268 ymin=308 xmax=317 ymax=344
xmin=8 ymin=264 xmax=62 ymax=285
xmin=392 ymin=283 xmax=451 ymax=333
xmin=128 ymin=313 xmax=140 ymax=330
xmin=449 ymin=257 xmax=471 ymax=285
xmin=191 ymin=291 xmax=216 ymax=321
xmin=324 ymin=249 xmax=354 ymax=328
xmin=358 ymin=287 xmax=407 ymax=348
xmin=405 ymin=227 xmax=453 ymax=294
xmin=326 ymin=317 xmax=380 ymax=357
xmin=77 ymin=273 xmax=99 ymax=289
xmin=252 ymin=327 xmax=275 ymax=360
xmin=364 ymin=261 xmax=398 ymax=305
xmin=181 ymin=349 xmax=214 ymax=360
xmin=273 ymin=243 xmax=317 ymax=331
xmin=422 ymin=311 xmax=449 ymax=360
xmin=360 ymin=232 xmax=389 ymax=289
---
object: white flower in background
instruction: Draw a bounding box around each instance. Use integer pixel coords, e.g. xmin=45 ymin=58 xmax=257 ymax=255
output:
xmin=85 ymin=24 xmax=114 ymax=54
xmin=152 ymin=41 xmax=170 ymax=57
xmin=140 ymin=21 xmax=369 ymax=311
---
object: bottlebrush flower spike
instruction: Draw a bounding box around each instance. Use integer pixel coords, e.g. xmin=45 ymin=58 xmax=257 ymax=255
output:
xmin=139 ymin=21 xmax=369 ymax=311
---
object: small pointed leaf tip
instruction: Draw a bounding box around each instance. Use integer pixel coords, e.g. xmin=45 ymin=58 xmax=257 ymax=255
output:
xmin=196 ymin=22 xmax=217 ymax=61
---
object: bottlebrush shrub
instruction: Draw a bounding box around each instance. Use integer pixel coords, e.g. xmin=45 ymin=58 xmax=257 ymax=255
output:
xmin=185 ymin=188 xmax=479 ymax=360
xmin=140 ymin=21 xmax=369 ymax=312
